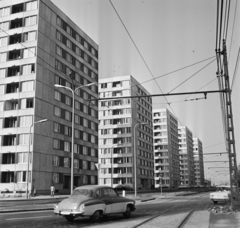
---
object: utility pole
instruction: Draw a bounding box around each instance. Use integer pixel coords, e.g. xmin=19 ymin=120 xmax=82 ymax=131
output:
xmin=220 ymin=40 xmax=239 ymax=204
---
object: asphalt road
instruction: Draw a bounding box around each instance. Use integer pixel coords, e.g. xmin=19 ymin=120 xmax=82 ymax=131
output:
xmin=0 ymin=193 xmax=212 ymax=228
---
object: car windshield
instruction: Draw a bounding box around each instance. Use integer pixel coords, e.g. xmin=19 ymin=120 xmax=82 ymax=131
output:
xmin=72 ymin=189 xmax=93 ymax=197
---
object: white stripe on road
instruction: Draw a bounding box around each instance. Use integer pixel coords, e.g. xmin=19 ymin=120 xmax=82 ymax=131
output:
xmin=6 ymin=215 xmax=53 ymax=220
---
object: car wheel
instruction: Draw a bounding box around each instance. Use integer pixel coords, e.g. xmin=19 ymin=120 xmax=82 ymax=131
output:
xmin=123 ymin=205 xmax=131 ymax=218
xmin=90 ymin=210 xmax=101 ymax=222
xmin=65 ymin=215 xmax=75 ymax=222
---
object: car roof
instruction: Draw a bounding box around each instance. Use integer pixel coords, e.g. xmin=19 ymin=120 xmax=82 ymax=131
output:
xmin=74 ymin=185 xmax=112 ymax=191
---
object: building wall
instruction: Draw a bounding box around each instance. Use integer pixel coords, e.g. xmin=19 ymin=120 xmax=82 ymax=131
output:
xmin=193 ymin=137 xmax=204 ymax=186
xmin=0 ymin=0 xmax=99 ymax=194
xmin=98 ymin=75 xmax=154 ymax=189
xmin=153 ymin=108 xmax=180 ymax=188
xmin=178 ymin=126 xmax=195 ymax=187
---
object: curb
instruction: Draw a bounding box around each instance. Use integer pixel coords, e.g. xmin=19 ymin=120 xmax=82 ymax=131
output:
xmin=0 ymin=207 xmax=53 ymax=214
xmin=141 ymin=197 xmax=156 ymax=202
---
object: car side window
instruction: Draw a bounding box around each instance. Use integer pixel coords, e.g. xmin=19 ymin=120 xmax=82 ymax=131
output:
xmin=101 ymin=188 xmax=109 ymax=197
xmin=96 ymin=190 xmax=101 ymax=197
xmin=109 ymin=188 xmax=117 ymax=197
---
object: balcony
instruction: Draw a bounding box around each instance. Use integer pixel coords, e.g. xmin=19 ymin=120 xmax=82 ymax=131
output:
xmin=9 ymin=34 xmax=22 ymax=45
xmin=4 ymin=117 xmax=18 ymax=128
xmin=10 ymin=19 xmax=23 ymax=29
xmin=2 ymin=135 xmax=17 ymax=146
xmin=12 ymin=3 xmax=24 ymax=14
xmin=5 ymin=100 xmax=19 ymax=111
xmin=7 ymin=66 xmax=20 ymax=77
xmin=9 ymin=50 xmax=22 ymax=60
xmin=1 ymin=171 xmax=15 ymax=183
xmin=2 ymin=153 xmax=16 ymax=164
xmin=6 ymin=83 xmax=19 ymax=94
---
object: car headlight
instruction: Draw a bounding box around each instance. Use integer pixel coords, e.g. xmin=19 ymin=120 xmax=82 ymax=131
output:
xmin=54 ymin=204 xmax=58 ymax=210
xmin=79 ymin=204 xmax=85 ymax=212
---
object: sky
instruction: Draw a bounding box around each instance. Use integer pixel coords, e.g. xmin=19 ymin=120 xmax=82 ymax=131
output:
xmin=51 ymin=0 xmax=240 ymax=185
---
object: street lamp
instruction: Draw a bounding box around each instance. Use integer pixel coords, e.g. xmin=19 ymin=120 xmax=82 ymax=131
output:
xmin=133 ymin=122 xmax=148 ymax=198
xmin=26 ymin=118 xmax=48 ymax=199
xmin=54 ymin=82 xmax=95 ymax=194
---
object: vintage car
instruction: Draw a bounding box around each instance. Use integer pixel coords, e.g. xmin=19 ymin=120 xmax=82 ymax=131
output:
xmin=54 ymin=185 xmax=136 ymax=222
xmin=209 ymin=185 xmax=231 ymax=204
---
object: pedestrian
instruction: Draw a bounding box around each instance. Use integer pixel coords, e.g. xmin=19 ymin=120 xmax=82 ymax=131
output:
xmin=50 ymin=185 xmax=55 ymax=197
xmin=33 ymin=189 xmax=36 ymax=197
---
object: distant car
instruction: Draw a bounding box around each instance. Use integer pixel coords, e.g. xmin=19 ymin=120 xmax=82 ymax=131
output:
xmin=209 ymin=186 xmax=231 ymax=204
xmin=54 ymin=185 xmax=136 ymax=222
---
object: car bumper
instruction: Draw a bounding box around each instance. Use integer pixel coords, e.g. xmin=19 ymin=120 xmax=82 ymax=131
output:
xmin=54 ymin=210 xmax=84 ymax=216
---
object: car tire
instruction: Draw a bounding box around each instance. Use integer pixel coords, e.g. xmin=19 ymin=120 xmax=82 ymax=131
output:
xmin=65 ymin=215 xmax=75 ymax=222
xmin=90 ymin=210 xmax=101 ymax=222
xmin=123 ymin=205 xmax=131 ymax=218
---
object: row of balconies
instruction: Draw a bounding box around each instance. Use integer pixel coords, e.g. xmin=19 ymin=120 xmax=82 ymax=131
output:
xmin=1 ymin=98 xmax=34 ymax=111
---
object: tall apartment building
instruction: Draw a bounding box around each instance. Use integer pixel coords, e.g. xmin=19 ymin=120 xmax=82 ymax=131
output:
xmin=98 ymin=75 xmax=154 ymax=189
xmin=193 ymin=137 xmax=204 ymax=186
xmin=0 ymin=0 xmax=99 ymax=194
xmin=178 ymin=126 xmax=195 ymax=187
xmin=153 ymin=108 xmax=180 ymax=188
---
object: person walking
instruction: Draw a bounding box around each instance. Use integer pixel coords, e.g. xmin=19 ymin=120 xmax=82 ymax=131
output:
xmin=50 ymin=185 xmax=55 ymax=197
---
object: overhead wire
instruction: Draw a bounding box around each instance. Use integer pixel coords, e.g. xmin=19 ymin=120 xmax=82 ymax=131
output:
xmin=167 ymin=58 xmax=216 ymax=94
xmin=231 ymin=47 xmax=240 ymax=91
xmin=228 ymin=0 xmax=238 ymax=62
xmin=108 ymin=0 xmax=182 ymax=125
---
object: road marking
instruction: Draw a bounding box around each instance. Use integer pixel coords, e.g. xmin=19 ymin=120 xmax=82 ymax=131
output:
xmin=6 ymin=215 xmax=53 ymax=220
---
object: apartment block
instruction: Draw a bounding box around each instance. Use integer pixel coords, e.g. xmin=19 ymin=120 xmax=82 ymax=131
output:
xmin=98 ymin=75 xmax=154 ymax=189
xmin=153 ymin=108 xmax=180 ymax=188
xmin=0 ymin=0 xmax=98 ymax=194
xmin=193 ymin=137 xmax=204 ymax=186
xmin=178 ymin=126 xmax=195 ymax=187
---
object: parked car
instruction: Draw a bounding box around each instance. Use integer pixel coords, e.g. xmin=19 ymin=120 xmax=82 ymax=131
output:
xmin=54 ymin=185 xmax=136 ymax=222
xmin=209 ymin=185 xmax=231 ymax=204
xmin=114 ymin=184 xmax=133 ymax=191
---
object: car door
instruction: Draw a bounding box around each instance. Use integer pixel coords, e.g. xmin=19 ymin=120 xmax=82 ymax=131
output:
xmin=98 ymin=188 xmax=112 ymax=214
xmin=108 ymin=188 xmax=125 ymax=213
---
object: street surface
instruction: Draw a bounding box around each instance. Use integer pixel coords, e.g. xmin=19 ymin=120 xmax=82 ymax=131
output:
xmin=0 ymin=193 xmax=212 ymax=228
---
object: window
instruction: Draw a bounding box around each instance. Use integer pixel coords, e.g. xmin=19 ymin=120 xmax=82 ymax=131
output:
xmin=23 ymin=47 xmax=35 ymax=58
xmin=52 ymin=173 xmax=59 ymax=183
xmin=53 ymin=139 xmax=60 ymax=149
xmin=56 ymin=45 xmax=62 ymax=56
xmin=25 ymin=15 xmax=37 ymax=26
xmin=22 ymin=64 xmax=35 ymax=74
xmin=0 ymin=37 xmax=8 ymax=47
xmin=82 ymin=161 xmax=88 ymax=170
xmin=74 ymin=159 xmax=79 ymax=168
xmin=64 ymin=158 xmax=70 ymax=167
xmin=21 ymin=81 xmax=34 ymax=91
xmin=83 ymin=146 xmax=87 ymax=155
xmin=17 ymin=171 xmax=27 ymax=182
xmin=26 ymin=1 xmax=38 ymax=11
xmin=24 ymin=31 xmax=36 ymax=42
xmin=19 ymin=115 xmax=33 ymax=127
xmin=0 ymin=68 xmax=6 ymax=78
xmin=54 ymin=91 xmax=61 ymax=101
xmin=54 ymin=106 xmax=61 ymax=117
xmin=0 ymin=21 xmax=9 ymax=30
xmin=82 ymin=175 xmax=88 ymax=184
xmin=53 ymin=156 xmax=59 ymax=166
xmin=0 ymin=7 xmax=10 ymax=17
xmin=17 ymin=152 xmax=29 ymax=163
xmin=64 ymin=141 xmax=70 ymax=152
xmin=0 ymin=53 xmax=7 ymax=62
xmin=53 ymin=122 xmax=60 ymax=133
xmin=19 ymin=134 xmax=30 ymax=145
